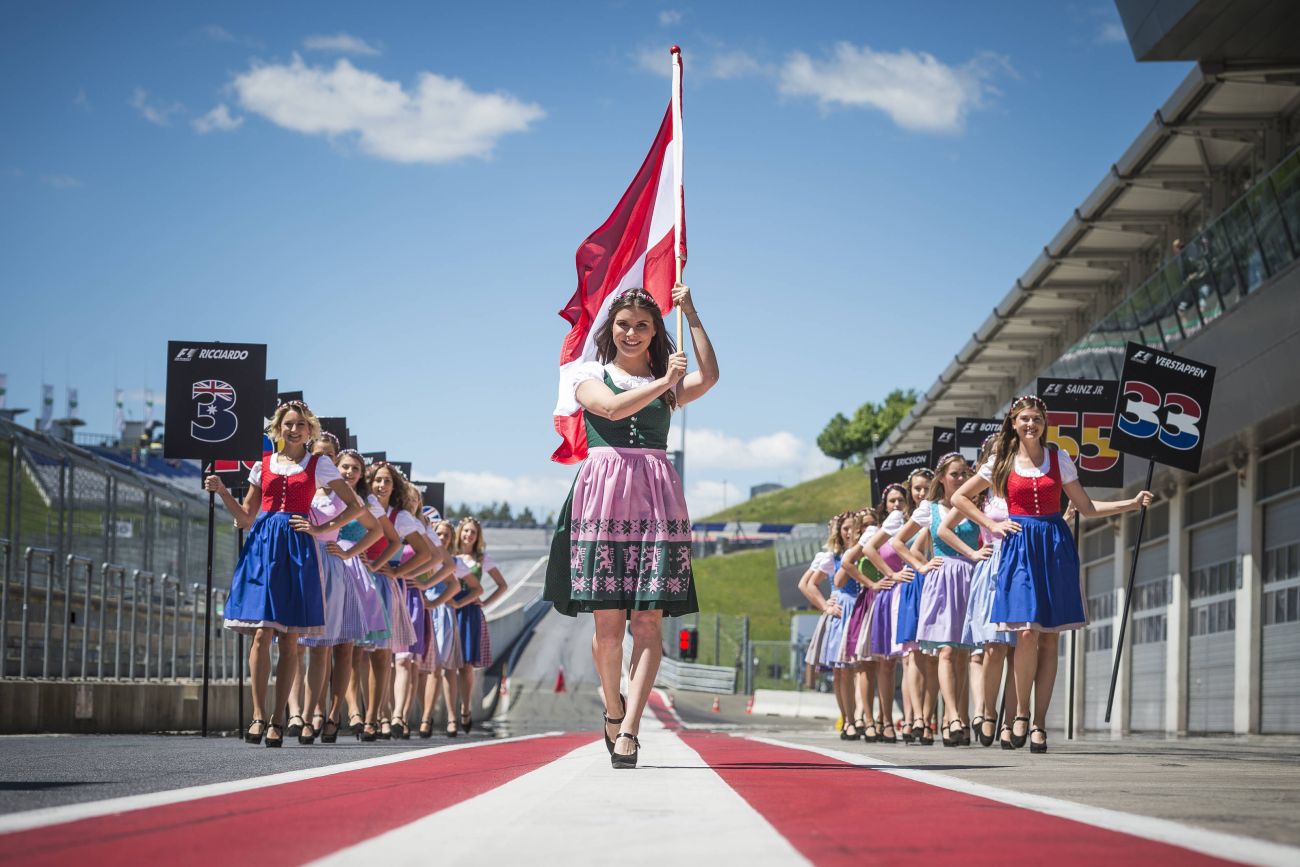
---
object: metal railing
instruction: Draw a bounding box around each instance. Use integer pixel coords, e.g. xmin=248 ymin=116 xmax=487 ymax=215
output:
xmin=0 ymin=538 xmax=237 ymax=683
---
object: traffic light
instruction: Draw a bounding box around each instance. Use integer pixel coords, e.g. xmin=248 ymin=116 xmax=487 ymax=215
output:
xmin=678 ymin=628 xmax=699 ymax=661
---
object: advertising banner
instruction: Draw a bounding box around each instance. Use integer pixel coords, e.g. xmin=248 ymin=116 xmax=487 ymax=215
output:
xmin=1037 ymin=378 xmax=1125 ymax=488
xmin=1109 ymin=343 xmax=1216 ymax=474
xmin=164 ymin=341 xmax=267 ymax=462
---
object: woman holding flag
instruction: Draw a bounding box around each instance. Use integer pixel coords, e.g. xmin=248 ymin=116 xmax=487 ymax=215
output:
xmin=545 ymin=282 xmax=718 ymax=769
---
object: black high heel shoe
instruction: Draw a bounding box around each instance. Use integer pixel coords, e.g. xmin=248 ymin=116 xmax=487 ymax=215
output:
xmin=972 ymin=715 xmax=994 ymax=747
xmin=860 ymin=719 xmax=878 ymax=743
xmin=378 ymin=718 xmax=392 ymax=740
xmin=285 ymin=714 xmax=305 ymax=738
xmin=445 ymin=721 xmax=459 ymax=738
xmin=960 ymin=723 xmax=972 ymax=746
xmin=245 ymin=719 xmax=267 ymax=745
xmin=900 ymin=720 xmax=915 ymax=744
xmin=879 ymin=720 xmax=898 ymax=744
xmin=1029 ymin=727 xmax=1048 ymax=754
xmin=321 ymin=717 xmax=341 ymax=744
xmin=841 ymin=719 xmax=860 ymax=741
xmin=298 ymin=721 xmax=317 ymax=746
xmin=1011 ymin=715 xmax=1030 ymax=749
xmin=391 ymin=717 xmax=408 ymax=740
xmin=265 ymin=721 xmax=284 ymax=748
xmin=349 ymin=713 xmax=365 ymax=737
xmin=1000 ymin=724 xmax=1016 ymax=750
xmin=460 ymin=712 xmax=473 ymax=733
xmin=611 ymin=732 xmax=640 ymax=769
xmin=942 ymin=719 xmax=963 ymax=748
xmin=359 ymin=721 xmax=377 ymax=743
xmin=418 ymin=719 xmax=433 ymax=739
xmin=603 ymin=695 xmax=627 ymax=756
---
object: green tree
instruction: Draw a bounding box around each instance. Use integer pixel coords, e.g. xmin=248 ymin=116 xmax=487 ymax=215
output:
xmin=518 ymin=506 xmax=537 ymax=527
xmin=837 ymin=388 xmax=920 ymax=461
xmin=816 ymin=412 xmax=856 ymax=467
xmin=499 ymin=501 xmax=514 ymax=522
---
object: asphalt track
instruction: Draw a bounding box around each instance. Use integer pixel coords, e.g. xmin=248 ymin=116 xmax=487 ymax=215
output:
xmin=1 ymin=595 xmax=1298 ymax=865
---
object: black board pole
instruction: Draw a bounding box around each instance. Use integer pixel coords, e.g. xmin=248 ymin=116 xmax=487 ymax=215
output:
xmin=1068 ymin=511 xmax=1080 ymax=740
xmin=1105 ymin=458 xmax=1156 ymax=723
xmin=236 ymin=525 xmax=245 ymax=736
xmin=201 ymin=482 xmax=215 ymax=737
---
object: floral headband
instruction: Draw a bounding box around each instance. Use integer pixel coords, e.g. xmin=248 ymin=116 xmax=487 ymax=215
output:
xmin=880 ymin=482 xmax=908 ymax=502
xmin=617 ymin=286 xmax=661 ymax=311
xmin=280 ymin=399 xmax=312 ymax=415
xmin=933 ymin=451 xmax=964 ymax=466
xmin=317 ymin=431 xmax=340 ymax=448
xmin=1009 ymin=394 xmax=1048 ymax=414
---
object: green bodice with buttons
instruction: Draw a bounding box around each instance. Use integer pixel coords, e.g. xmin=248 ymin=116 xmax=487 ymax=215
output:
xmin=584 ymin=371 xmax=672 ymax=450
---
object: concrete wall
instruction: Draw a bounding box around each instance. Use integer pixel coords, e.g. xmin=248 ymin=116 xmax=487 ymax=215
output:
xmin=0 ymin=680 xmax=243 ymax=734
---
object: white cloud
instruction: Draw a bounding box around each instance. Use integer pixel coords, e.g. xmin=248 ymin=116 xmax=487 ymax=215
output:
xmin=192 ymin=103 xmax=244 ymax=133
xmin=778 ymin=43 xmax=1008 ymax=134
xmin=73 ymin=88 xmax=91 ymax=111
xmin=684 ymin=479 xmax=745 ymax=518
xmin=230 ymin=55 xmax=544 ymax=163
xmin=668 ymin=427 xmax=837 ymax=477
xmin=658 ymin=10 xmax=683 ymax=26
xmin=1097 ymin=21 xmax=1127 ymax=45
xmin=635 ymin=44 xmax=766 ymax=81
xmin=128 ymin=87 xmax=184 ymax=126
xmin=425 ymin=469 xmax=573 ymax=516
xmin=204 ymin=24 xmax=235 ymax=42
xmin=41 ymin=174 xmax=81 ymax=189
xmin=303 ymin=32 xmax=382 ymax=56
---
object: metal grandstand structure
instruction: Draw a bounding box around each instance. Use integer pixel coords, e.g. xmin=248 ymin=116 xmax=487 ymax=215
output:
xmin=881 ymin=64 xmax=1300 ymax=458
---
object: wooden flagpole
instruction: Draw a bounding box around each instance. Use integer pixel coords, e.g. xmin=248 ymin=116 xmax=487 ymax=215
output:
xmin=671 ymin=45 xmax=685 ymax=348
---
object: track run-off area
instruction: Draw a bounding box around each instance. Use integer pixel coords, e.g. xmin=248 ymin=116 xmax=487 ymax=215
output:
xmin=1 ymin=687 xmax=1298 ymax=867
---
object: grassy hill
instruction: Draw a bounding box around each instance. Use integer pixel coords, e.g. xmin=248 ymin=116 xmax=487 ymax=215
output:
xmin=693 ymin=546 xmax=786 ymax=641
xmin=701 ymin=465 xmax=872 ymax=524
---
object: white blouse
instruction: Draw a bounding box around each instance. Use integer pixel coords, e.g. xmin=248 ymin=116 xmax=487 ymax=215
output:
xmin=859 ymin=509 xmax=906 ymax=546
xmin=570 ymin=361 xmax=656 ymax=397
xmin=456 ymin=553 xmax=498 ymax=574
xmin=248 ymin=452 xmax=342 ymax=489
xmin=978 ymin=449 xmax=1078 ymax=485
xmin=809 ymin=551 xmax=836 ymax=575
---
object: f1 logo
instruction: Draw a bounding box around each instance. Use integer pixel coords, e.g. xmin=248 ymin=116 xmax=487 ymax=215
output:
xmin=1132 ymin=350 xmax=1153 ymax=364
xmin=174 ymin=348 xmax=197 ymax=362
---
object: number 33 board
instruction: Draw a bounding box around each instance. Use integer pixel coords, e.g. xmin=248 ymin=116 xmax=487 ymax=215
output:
xmin=1036 ymin=378 xmax=1125 ymax=488
xmin=164 ymin=341 xmax=268 ymax=462
xmin=1108 ymin=342 xmax=1216 ymax=475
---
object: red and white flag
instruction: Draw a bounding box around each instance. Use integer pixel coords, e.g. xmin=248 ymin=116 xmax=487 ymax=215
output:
xmin=552 ymin=47 xmax=685 ymax=464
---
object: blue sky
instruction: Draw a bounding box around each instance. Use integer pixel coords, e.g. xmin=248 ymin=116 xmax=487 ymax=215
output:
xmin=0 ymin=1 xmax=1192 ymax=518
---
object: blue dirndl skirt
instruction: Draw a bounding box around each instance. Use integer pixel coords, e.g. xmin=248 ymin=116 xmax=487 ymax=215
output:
xmin=961 ymin=541 xmax=1017 ymax=647
xmin=990 ymin=514 xmax=1084 ymax=632
xmin=818 ymin=587 xmax=857 ymax=668
xmin=455 ymin=590 xmax=492 ymax=668
xmin=894 ymin=571 xmax=927 ymax=648
xmin=223 ymin=512 xmax=325 ymax=636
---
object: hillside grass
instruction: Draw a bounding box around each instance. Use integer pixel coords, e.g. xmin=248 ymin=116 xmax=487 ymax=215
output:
xmin=701 ymin=465 xmax=872 ymax=524
xmin=692 ymin=547 xmax=787 ymax=642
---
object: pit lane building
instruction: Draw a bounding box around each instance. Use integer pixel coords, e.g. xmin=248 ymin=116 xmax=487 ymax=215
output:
xmin=880 ymin=0 xmax=1300 ymax=735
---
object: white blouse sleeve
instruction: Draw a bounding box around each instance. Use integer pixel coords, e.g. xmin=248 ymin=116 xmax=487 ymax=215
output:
xmin=365 ymin=494 xmax=385 ymax=519
xmin=809 ymin=551 xmax=834 ymax=575
xmin=911 ymin=500 xmax=932 ymax=527
xmin=978 ymin=458 xmax=995 ymax=481
xmin=569 ymin=360 xmax=608 ymax=398
xmin=424 ymin=527 xmax=443 ymax=547
xmin=482 ymin=554 xmax=498 ymax=572
xmin=313 ymin=456 xmax=342 ymax=487
xmin=393 ymin=511 xmax=422 ymax=539
xmin=1056 ymin=449 xmax=1079 ymax=484
xmin=247 ymin=461 xmax=263 ymax=488
xmin=880 ymin=510 xmax=906 ymax=536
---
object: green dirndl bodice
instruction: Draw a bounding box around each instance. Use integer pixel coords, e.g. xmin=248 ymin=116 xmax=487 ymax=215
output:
xmin=544 ymin=370 xmax=698 ymax=618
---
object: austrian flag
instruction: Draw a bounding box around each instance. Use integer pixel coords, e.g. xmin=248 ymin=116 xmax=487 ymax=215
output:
xmin=552 ymin=47 xmax=685 ymax=464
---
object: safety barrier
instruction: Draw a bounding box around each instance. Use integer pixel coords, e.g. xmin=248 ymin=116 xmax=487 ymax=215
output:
xmin=0 ymin=538 xmax=238 ymax=683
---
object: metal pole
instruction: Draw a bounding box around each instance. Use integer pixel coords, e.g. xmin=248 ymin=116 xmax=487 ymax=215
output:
xmin=1068 ymin=511 xmax=1080 ymax=740
xmin=1105 ymin=459 xmax=1156 ymax=723
xmin=0 ymin=539 xmax=9 ymax=677
xmin=201 ymin=488 xmax=215 ymax=737
xmin=41 ymin=551 xmax=54 ymax=678
xmin=714 ymin=612 xmax=720 ymax=667
xmin=742 ymin=614 xmax=751 ymax=695
xmin=236 ymin=527 xmax=245 ymax=733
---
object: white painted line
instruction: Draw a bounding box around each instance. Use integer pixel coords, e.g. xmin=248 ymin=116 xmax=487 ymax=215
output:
xmin=744 ymin=735 xmax=1300 ymax=867
xmin=0 ymin=731 xmax=566 ymax=836
xmin=309 ymin=713 xmax=809 ymax=867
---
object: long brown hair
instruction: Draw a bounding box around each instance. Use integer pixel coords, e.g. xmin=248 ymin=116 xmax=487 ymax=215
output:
xmin=366 ymin=462 xmax=410 ymax=513
xmin=927 ymin=452 xmax=968 ymax=504
xmin=990 ymin=395 xmax=1051 ymax=498
xmin=594 ymin=288 xmax=678 ymax=410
